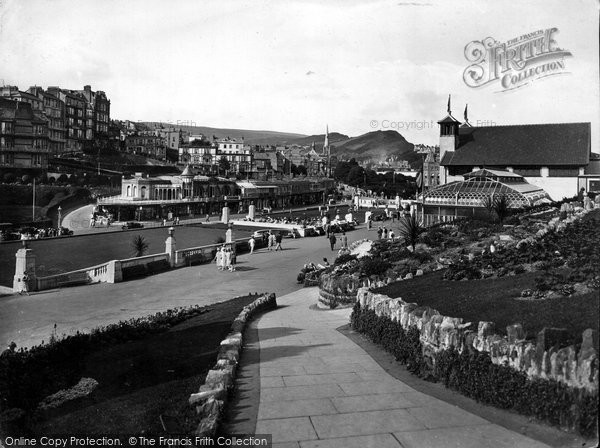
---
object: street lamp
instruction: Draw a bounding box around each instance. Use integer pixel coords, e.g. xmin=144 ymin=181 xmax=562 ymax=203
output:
xmin=138 ymin=206 xmax=143 ymax=222
xmin=57 ymin=206 xmax=62 ymax=228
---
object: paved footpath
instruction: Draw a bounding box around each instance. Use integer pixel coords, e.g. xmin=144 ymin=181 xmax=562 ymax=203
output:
xmin=237 ymin=288 xmax=551 ymax=448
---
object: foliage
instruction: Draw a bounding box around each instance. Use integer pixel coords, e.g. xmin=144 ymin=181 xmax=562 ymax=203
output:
xmin=435 ymin=348 xmax=598 ymax=436
xmin=3 ymin=172 xmax=16 ymax=183
xmin=218 ymin=156 xmax=231 ymax=175
xmin=334 ymin=253 xmax=358 ymax=265
xmin=350 ymin=303 xmax=426 ymax=376
xmin=492 ymin=195 xmax=510 ymax=223
xmin=359 ymin=256 xmax=391 ymax=277
xmin=398 ymin=214 xmax=424 ymax=251
xmin=351 ymin=303 xmax=598 ymax=436
xmin=131 ymin=235 xmax=149 ymax=257
xmin=0 ymin=305 xmax=209 ymax=412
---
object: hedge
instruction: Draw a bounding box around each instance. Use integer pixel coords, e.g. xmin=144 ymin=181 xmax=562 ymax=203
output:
xmin=350 ymin=302 xmax=598 ymax=436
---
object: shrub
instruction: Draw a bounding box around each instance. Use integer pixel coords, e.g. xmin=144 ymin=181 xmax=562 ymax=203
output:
xmin=131 ymin=235 xmax=149 ymax=257
xmin=335 ymin=253 xmax=358 ymax=265
xmin=360 ymin=256 xmax=391 ymax=277
xmin=398 ymin=214 xmax=424 ymax=251
xmin=351 ymin=303 xmax=598 ymax=436
xmin=21 ymin=174 xmax=32 ymax=184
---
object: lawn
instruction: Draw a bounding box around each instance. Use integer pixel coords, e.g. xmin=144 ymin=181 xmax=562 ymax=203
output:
xmin=25 ymin=294 xmax=259 ymax=435
xmin=373 ymin=270 xmax=599 ymax=346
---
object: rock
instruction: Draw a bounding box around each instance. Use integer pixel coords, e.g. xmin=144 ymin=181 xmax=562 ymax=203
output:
xmin=579 ymin=329 xmax=598 ymax=361
xmin=189 ymin=386 xmax=226 ymax=405
xmin=404 ymin=273 xmax=413 ymax=280
xmin=498 ymin=234 xmax=513 ymax=241
xmin=506 ymin=324 xmax=525 ymax=344
xmin=477 ymin=321 xmax=495 ymax=339
xmin=37 ymin=377 xmax=99 ymax=419
xmin=415 ymin=269 xmax=424 ymax=276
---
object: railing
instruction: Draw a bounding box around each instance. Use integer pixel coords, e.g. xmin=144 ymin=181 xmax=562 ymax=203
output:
xmin=120 ymin=253 xmax=169 ymax=269
xmin=36 ymin=260 xmax=114 ymax=290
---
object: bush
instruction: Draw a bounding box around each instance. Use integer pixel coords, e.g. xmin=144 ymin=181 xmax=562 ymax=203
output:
xmin=335 ymin=253 xmax=358 ymax=265
xmin=360 ymin=256 xmax=391 ymax=277
xmin=351 ymin=302 xmax=598 ymax=436
xmin=21 ymin=175 xmax=32 ymax=184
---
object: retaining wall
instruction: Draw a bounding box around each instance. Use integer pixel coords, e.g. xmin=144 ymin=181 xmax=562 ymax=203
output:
xmin=356 ymin=288 xmax=598 ymax=392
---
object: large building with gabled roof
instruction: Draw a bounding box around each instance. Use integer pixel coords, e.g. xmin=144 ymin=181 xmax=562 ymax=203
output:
xmin=437 ymin=100 xmax=598 ymax=200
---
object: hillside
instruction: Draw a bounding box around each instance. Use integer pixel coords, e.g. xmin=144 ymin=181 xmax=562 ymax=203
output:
xmin=139 ymin=122 xmax=307 ymax=146
xmin=332 ymin=130 xmax=419 ymax=167
xmin=284 ymin=132 xmax=350 ymax=149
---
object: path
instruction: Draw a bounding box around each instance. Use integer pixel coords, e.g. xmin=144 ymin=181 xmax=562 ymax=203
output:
xmin=228 ymin=288 xmax=552 ymax=448
xmin=0 ymin=225 xmax=371 ymax=349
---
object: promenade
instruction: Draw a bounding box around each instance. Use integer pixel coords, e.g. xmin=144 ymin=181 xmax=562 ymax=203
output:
xmin=224 ymin=289 xmax=576 ymax=448
xmin=0 ymin=222 xmax=369 ymax=349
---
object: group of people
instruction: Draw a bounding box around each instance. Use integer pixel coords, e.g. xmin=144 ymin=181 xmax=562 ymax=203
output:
xmin=376 ymin=226 xmax=395 ymax=240
xmin=266 ymin=231 xmax=284 ymax=251
xmin=327 ymin=231 xmax=348 ymax=251
xmin=213 ymin=245 xmax=237 ymax=272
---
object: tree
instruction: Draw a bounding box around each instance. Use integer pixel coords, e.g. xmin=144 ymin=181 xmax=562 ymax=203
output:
xmin=131 ymin=235 xmax=149 ymax=258
xmin=492 ymin=194 xmax=510 ymax=223
xmin=297 ymin=165 xmax=307 ymax=176
xmin=346 ymin=166 xmax=365 ymax=187
xmin=218 ymin=156 xmax=231 ymax=176
xmin=398 ymin=214 xmax=424 ymax=251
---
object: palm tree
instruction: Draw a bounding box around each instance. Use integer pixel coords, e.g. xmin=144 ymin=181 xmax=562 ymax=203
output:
xmin=492 ymin=194 xmax=510 ymax=223
xmin=398 ymin=214 xmax=423 ymax=251
xmin=131 ymin=235 xmax=149 ymax=257
xmin=482 ymin=195 xmax=495 ymax=221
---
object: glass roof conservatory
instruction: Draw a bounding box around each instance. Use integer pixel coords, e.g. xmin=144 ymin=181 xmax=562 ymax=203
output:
xmin=423 ymin=169 xmax=551 ymax=208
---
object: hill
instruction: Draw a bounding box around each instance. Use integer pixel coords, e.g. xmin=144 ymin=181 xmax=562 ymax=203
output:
xmin=139 ymin=122 xmax=307 ymax=146
xmin=284 ymin=132 xmax=350 ymax=149
xmin=331 ymin=130 xmax=419 ymax=167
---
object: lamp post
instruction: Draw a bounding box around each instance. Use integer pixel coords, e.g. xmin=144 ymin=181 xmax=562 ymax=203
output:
xmin=138 ymin=206 xmax=143 ymax=222
xmin=57 ymin=206 xmax=62 ymax=228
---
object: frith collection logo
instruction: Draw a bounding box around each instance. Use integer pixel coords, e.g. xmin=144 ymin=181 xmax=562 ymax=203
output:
xmin=463 ymin=28 xmax=572 ymax=92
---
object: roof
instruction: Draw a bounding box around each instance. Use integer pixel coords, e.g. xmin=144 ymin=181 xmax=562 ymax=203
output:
xmin=464 ymin=168 xmax=523 ymax=179
xmin=181 ymin=165 xmax=193 ymax=176
xmin=437 ymin=114 xmax=461 ymax=124
xmin=441 ymin=122 xmax=591 ymax=166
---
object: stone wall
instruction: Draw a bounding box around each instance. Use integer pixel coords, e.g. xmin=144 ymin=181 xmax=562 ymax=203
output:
xmin=356 ymin=288 xmax=598 ymax=392
xmin=188 ymin=293 xmax=278 ymax=437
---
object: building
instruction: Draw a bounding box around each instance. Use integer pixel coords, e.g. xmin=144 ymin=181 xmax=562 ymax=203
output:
xmin=419 ymin=168 xmax=552 ymax=225
xmin=47 ymin=87 xmax=87 ymax=153
xmin=216 ymin=137 xmax=252 ymax=175
xmin=125 ymin=135 xmax=166 ymax=160
xmin=27 ymin=87 xmax=66 ymax=155
xmin=97 ymin=167 xmax=334 ymax=220
xmin=76 ymin=85 xmax=111 ymax=146
xmin=422 ymin=148 xmax=440 ymax=188
xmin=0 ymin=98 xmax=49 ymax=173
xmin=437 ymin=101 xmax=597 ymax=200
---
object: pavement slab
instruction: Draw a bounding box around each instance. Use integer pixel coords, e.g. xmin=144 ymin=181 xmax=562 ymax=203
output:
xmin=230 ymin=287 xmax=554 ymax=447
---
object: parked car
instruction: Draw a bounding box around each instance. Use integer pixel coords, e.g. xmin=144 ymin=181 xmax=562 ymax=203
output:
xmin=122 ymin=222 xmax=144 ymax=230
xmin=59 ymin=227 xmax=74 ymax=236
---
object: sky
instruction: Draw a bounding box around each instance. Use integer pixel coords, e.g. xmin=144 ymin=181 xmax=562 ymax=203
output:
xmin=0 ymin=0 xmax=598 ymax=148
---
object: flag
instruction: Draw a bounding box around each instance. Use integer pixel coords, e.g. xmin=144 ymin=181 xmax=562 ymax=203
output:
xmin=447 ymin=94 xmax=451 ymax=114
xmin=464 ymin=103 xmax=468 ymax=121
xmin=416 ymin=171 xmax=423 ymax=189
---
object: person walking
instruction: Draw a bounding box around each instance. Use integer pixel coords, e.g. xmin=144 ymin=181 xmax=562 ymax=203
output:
xmin=389 ymin=229 xmax=395 ymax=241
xmin=267 ymin=231 xmax=274 ymax=251
xmin=340 ymin=232 xmax=348 ymax=250
xmin=223 ymin=246 xmax=232 ymax=271
xmin=248 ymin=236 xmax=256 ymax=254
xmin=205 ymin=214 xmax=210 ymax=223
xmin=275 ymin=232 xmax=283 ymax=251
xmin=377 ymin=226 xmax=383 ymax=240
xmin=329 ymin=232 xmax=337 ymax=251
xmin=214 ymin=246 xmax=224 ymax=271
xmin=383 ymin=227 xmax=388 ymax=239
xmin=20 ymin=270 xmax=30 ymax=296
xmin=230 ymin=246 xmax=237 ymax=271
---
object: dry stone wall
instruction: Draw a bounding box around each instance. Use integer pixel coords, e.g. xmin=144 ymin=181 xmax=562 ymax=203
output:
xmin=356 ymin=288 xmax=598 ymax=392
xmin=188 ymin=293 xmax=277 ymax=437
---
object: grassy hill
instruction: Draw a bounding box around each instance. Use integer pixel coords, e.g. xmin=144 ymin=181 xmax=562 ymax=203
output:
xmin=285 ymin=132 xmax=350 ymax=150
xmin=332 ymin=130 xmax=419 ymax=167
xmin=139 ymin=122 xmax=307 ymax=146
